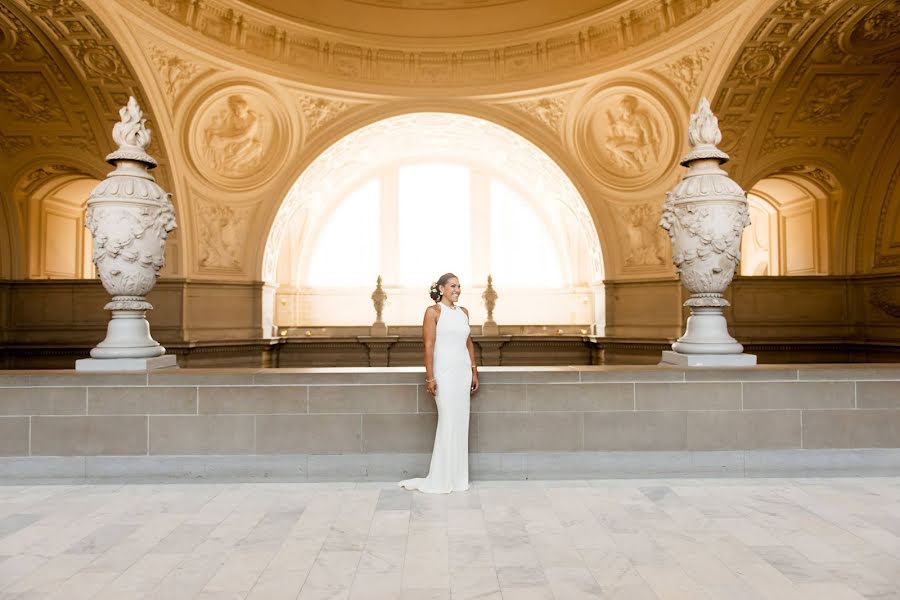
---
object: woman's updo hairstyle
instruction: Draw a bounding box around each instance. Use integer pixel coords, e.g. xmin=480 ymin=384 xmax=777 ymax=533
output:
xmin=429 ymin=272 xmax=457 ymax=303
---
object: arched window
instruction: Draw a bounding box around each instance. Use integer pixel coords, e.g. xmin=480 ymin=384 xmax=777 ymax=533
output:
xmin=397 ymin=163 xmax=471 ymax=285
xmin=489 ymin=178 xmax=563 ymax=287
xmin=306 ymin=179 xmax=379 ymax=286
xmin=299 ymin=162 xmax=567 ymax=292
xmin=268 ymin=113 xmax=603 ymax=328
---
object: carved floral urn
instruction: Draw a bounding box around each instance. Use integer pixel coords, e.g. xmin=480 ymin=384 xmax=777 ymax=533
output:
xmin=77 ymin=97 xmax=177 ymax=369
xmin=659 ymin=98 xmax=755 ymax=365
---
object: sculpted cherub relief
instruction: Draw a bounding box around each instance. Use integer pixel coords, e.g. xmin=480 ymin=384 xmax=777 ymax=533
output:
xmin=203 ymin=95 xmax=264 ymax=175
xmin=623 ymin=203 xmax=665 ymax=266
xmin=198 ymin=200 xmax=243 ymax=269
xmin=603 ymin=95 xmax=660 ymax=173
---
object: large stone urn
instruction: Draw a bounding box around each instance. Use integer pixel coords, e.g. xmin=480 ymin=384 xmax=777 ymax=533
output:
xmin=75 ymin=97 xmax=178 ymax=371
xmin=658 ymin=98 xmax=756 ymax=366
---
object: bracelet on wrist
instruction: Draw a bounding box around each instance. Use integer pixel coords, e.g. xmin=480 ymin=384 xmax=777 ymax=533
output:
xmin=425 ymin=378 xmax=435 ymax=383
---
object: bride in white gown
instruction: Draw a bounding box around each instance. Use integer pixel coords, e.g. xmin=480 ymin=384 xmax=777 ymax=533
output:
xmin=400 ymin=273 xmax=479 ymax=494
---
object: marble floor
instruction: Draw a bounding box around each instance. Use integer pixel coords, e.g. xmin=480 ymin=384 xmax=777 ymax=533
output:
xmin=0 ymin=479 xmax=898 ymax=599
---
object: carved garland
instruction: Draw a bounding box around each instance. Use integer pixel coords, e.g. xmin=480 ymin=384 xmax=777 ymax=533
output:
xmin=659 ymin=200 xmax=749 ymax=283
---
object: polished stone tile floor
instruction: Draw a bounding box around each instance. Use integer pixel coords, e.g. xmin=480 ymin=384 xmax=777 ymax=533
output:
xmin=0 ymin=478 xmax=898 ymax=599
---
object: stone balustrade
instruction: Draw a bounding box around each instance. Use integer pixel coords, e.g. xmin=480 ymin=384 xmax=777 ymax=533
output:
xmin=1 ymin=365 xmax=899 ymax=481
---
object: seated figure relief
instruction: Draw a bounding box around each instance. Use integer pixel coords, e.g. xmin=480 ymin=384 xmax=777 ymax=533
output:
xmin=603 ymin=95 xmax=661 ymax=173
xmin=203 ymin=95 xmax=264 ymax=176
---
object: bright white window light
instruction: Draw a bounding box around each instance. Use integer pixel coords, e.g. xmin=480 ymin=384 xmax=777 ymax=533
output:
xmin=490 ymin=178 xmax=563 ymax=287
xmin=397 ymin=163 xmax=471 ymax=285
xmin=307 ymin=179 xmax=379 ymax=286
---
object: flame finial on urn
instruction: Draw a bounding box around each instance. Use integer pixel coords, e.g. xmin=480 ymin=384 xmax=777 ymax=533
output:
xmin=106 ymin=96 xmax=158 ymax=167
xmin=680 ymin=97 xmax=730 ymax=166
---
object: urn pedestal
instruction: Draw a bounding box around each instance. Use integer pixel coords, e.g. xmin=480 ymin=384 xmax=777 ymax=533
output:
xmin=76 ymin=98 xmax=178 ymax=372
xmin=659 ymin=99 xmax=756 ymax=367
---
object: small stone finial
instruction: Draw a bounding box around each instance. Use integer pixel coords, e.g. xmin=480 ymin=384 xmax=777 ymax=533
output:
xmin=680 ymin=97 xmax=729 ymax=166
xmin=371 ymin=275 xmax=387 ymax=324
xmin=106 ymin=96 xmax=158 ymax=167
xmin=482 ymin=274 xmax=498 ymax=325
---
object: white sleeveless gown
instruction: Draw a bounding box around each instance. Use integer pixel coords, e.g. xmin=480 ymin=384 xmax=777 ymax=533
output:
xmin=399 ymin=303 xmax=472 ymax=493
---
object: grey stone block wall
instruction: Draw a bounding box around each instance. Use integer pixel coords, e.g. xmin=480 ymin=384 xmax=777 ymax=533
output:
xmin=1 ymin=366 xmax=899 ymax=472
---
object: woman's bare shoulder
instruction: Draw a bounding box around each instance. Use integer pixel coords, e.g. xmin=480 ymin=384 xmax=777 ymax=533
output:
xmin=459 ymin=305 xmax=469 ymax=316
xmin=424 ymin=304 xmax=440 ymax=317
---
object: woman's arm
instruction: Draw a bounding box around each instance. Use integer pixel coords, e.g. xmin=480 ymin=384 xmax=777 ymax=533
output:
xmin=461 ymin=308 xmax=479 ymax=393
xmin=423 ymin=306 xmax=438 ymax=395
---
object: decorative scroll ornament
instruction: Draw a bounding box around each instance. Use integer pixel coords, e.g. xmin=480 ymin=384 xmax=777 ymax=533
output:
xmin=659 ymin=98 xmax=752 ymax=360
xmin=81 ymin=96 xmax=177 ymax=365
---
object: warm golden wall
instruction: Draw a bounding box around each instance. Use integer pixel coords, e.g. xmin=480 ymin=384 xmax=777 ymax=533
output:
xmin=0 ymin=0 xmax=898 ymax=359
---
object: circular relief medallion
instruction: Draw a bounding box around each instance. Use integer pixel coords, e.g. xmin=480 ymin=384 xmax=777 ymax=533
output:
xmin=187 ymin=84 xmax=291 ymax=191
xmin=573 ymin=86 xmax=677 ymax=190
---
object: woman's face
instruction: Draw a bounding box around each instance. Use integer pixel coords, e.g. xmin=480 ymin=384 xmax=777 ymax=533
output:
xmin=440 ymin=278 xmax=461 ymax=303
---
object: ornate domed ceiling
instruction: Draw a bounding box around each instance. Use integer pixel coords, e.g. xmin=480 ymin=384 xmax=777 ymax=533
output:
xmin=238 ymin=0 xmax=624 ymax=39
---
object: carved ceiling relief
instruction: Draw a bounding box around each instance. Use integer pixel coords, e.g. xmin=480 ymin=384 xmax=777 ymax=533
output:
xmin=187 ymin=84 xmax=293 ymax=192
xmin=0 ymin=0 xmax=172 ymax=200
xmin=714 ymin=0 xmax=900 ymax=196
xmin=774 ymin=0 xmax=841 ymax=19
xmin=844 ymin=0 xmax=900 ymax=55
xmin=793 ymin=75 xmax=868 ymax=124
xmin=147 ymin=43 xmax=211 ymax=100
xmin=656 ymin=44 xmax=714 ymax=97
xmin=195 ymin=195 xmax=252 ymax=271
xmin=573 ymin=87 xmax=676 ymax=191
xmin=618 ymin=203 xmax=667 ymax=268
xmin=730 ymin=42 xmax=792 ymax=88
xmin=136 ymin=0 xmax=728 ymax=88
xmin=0 ymin=72 xmax=67 ymax=124
xmin=205 ymin=96 xmax=265 ymax=174
xmin=297 ymin=94 xmax=353 ymax=136
xmin=509 ymin=96 xmax=569 ymax=135
xmin=714 ymin=2 xmax=837 ymax=171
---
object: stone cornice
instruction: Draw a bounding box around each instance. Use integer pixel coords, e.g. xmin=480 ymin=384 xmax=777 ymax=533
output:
xmin=133 ymin=0 xmax=737 ymax=93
